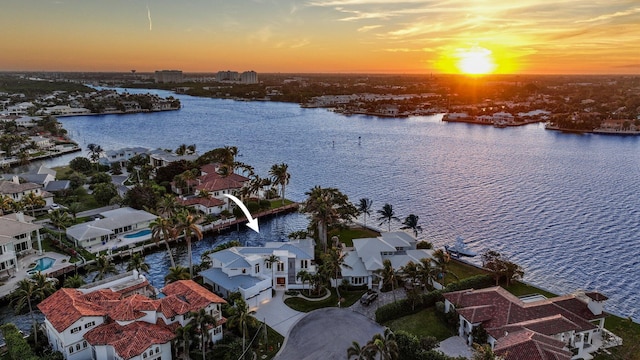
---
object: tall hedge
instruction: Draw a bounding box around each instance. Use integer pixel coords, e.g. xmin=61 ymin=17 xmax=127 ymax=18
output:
xmin=375 ymin=275 xmax=493 ymax=323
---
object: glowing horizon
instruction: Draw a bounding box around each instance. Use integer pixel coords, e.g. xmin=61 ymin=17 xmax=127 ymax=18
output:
xmin=1 ymin=1 xmax=639 ymax=75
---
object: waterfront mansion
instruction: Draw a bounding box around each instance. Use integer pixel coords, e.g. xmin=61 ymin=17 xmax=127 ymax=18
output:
xmin=444 ymin=286 xmax=620 ymax=360
xmin=38 ymin=272 xmax=226 ymax=360
xmin=200 ymin=239 xmax=316 ymax=309
xmin=66 ymin=207 xmax=155 ymax=254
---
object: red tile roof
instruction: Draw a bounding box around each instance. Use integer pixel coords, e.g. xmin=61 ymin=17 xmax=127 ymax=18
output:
xmin=84 ymin=321 xmax=175 ymax=360
xmin=585 ymin=292 xmax=608 ymax=302
xmin=196 ymin=172 xmax=249 ymax=192
xmin=39 ymin=280 xmax=224 ymax=333
xmin=162 ymin=280 xmax=227 ymax=309
xmin=444 ymin=287 xmax=607 ymax=360
xmin=179 ymin=196 xmax=225 ymax=208
xmin=37 ymin=288 xmax=106 ymax=332
xmin=494 ymin=329 xmax=572 ymax=360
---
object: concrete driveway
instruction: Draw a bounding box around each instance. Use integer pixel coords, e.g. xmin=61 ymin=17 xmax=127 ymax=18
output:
xmin=253 ymin=291 xmax=305 ymax=337
xmin=275 ymin=308 xmax=385 ymax=360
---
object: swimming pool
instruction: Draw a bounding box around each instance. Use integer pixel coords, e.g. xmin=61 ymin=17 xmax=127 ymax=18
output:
xmin=28 ymin=257 xmax=55 ymax=274
xmin=123 ymin=229 xmax=151 ymax=238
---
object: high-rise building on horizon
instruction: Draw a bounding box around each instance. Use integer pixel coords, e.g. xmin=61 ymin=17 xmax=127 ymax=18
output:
xmin=154 ymin=70 xmax=183 ymax=83
xmin=215 ymin=70 xmax=258 ymax=84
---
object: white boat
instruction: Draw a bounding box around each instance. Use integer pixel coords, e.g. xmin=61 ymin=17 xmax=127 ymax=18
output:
xmin=445 ymin=236 xmax=477 ymax=258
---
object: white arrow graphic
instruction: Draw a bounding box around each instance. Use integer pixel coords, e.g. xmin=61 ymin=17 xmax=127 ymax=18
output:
xmin=222 ymin=194 xmax=260 ymax=234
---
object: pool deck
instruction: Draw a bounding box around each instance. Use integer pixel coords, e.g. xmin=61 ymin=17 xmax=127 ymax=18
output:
xmin=88 ymin=231 xmax=152 ymax=254
xmin=0 ymin=251 xmax=70 ymax=299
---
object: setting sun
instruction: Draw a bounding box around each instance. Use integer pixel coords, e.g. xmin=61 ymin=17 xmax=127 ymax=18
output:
xmin=456 ymin=47 xmax=496 ymax=75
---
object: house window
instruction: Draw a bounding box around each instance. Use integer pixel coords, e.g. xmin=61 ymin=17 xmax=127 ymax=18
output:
xmin=76 ymin=344 xmax=81 ymax=351
xmin=301 ymin=260 xmax=308 ymax=268
xmin=277 ymin=263 xmax=284 ymax=272
xmin=85 ymin=321 xmax=95 ymax=328
xmin=83 ymin=341 xmax=88 ymax=348
xmin=266 ymin=262 xmax=272 ymax=269
xmin=70 ymin=326 xmax=82 ymax=334
xmin=143 ymin=353 xmax=147 ymax=359
xmin=69 ymin=346 xmax=74 ymax=353
xmin=155 ymin=347 xmax=159 ymax=354
xmin=255 ymin=264 xmax=260 ymax=273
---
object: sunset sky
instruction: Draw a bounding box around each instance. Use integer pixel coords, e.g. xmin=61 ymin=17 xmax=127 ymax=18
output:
xmin=2 ymin=0 xmax=639 ymax=74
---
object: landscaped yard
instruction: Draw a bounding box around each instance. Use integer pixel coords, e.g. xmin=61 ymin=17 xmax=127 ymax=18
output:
xmin=383 ymin=307 xmax=454 ymax=341
xmin=329 ymin=227 xmax=380 ymax=247
xmin=284 ymin=288 xmax=367 ymax=312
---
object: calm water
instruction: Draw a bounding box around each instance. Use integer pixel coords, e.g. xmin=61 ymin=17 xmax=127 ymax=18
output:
xmin=24 ymin=88 xmax=640 ymax=324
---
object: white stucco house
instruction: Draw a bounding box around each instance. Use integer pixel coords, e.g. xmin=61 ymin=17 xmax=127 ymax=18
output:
xmin=200 ymin=239 xmax=316 ymax=309
xmin=0 ymin=212 xmax=43 ymax=279
xmin=66 ymin=207 xmax=156 ymax=253
xmin=340 ymin=231 xmax=434 ymax=289
xmin=38 ymin=276 xmax=226 ymax=360
xmin=443 ymin=286 xmax=618 ymax=360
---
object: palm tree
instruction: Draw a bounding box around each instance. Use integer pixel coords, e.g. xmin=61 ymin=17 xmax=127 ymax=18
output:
xmin=175 ymin=323 xmax=193 ymax=360
xmin=301 ymin=186 xmax=358 ymax=252
xmin=375 ymin=259 xmax=399 ymax=302
xmin=126 ymin=253 xmax=150 ymax=277
xmin=87 ymin=143 xmax=103 ymax=170
xmin=48 ymin=210 xmax=73 ymax=243
xmin=432 ymin=249 xmax=458 ymax=286
xmin=150 ymin=216 xmax=177 ymax=268
xmin=418 ymin=257 xmax=437 ymax=290
xmin=10 ymin=273 xmax=56 ymax=344
xmin=377 ymin=203 xmax=399 ymax=232
xmin=88 ymin=254 xmax=118 ymax=282
xmin=296 ymin=270 xmax=312 ymax=296
xmin=248 ymin=174 xmax=263 ymax=199
xmin=269 ymin=163 xmax=290 ymax=205
xmin=0 ymin=194 xmax=14 ymax=215
xmin=357 ymin=198 xmax=373 ymax=229
xmin=264 ymin=254 xmax=279 ymax=290
xmin=400 ymin=261 xmax=420 ymax=288
xmin=165 ymin=265 xmax=191 ymax=284
xmin=66 ymin=202 xmax=82 ymax=221
xmin=63 ymin=273 xmax=85 ymax=288
xmin=21 ymin=192 xmax=45 ymax=217
xmin=367 ymin=328 xmax=398 ymax=360
xmin=227 ymin=298 xmax=256 ymax=357
xmin=400 ymin=214 xmax=422 ymax=237
xmin=176 ymin=210 xmax=203 ymax=277
xmin=189 ymin=309 xmax=216 ymax=360
xmin=347 ymin=340 xmax=375 ymax=360
xmin=156 ymin=194 xmax=180 ymax=218
xmin=320 ymin=247 xmax=351 ymax=300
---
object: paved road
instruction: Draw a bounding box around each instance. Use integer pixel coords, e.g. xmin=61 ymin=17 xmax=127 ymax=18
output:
xmin=274 ymin=308 xmax=385 ymax=360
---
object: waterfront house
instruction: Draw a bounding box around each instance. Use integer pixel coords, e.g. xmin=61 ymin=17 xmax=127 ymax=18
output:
xmin=38 ymin=275 xmax=226 ymax=360
xmin=340 ymin=231 xmax=434 ymax=289
xmin=200 ymin=239 xmax=316 ymax=310
xmin=66 ymin=207 xmax=156 ymax=253
xmin=103 ymin=147 xmax=150 ymax=167
xmin=174 ymin=163 xmax=250 ymax=213
xmin=0 ymin=213 xmax=43 ymax=279
xmin=148 ymin=149 xmax=199 ymax=169
xmin=443 ymin=286 xmax=617 ymax=360
xmin=0 ymin=176 xmax=54 ymax=206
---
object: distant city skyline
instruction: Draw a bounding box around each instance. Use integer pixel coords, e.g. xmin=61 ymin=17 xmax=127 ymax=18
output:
xmin=2 ymin=0 xmax=639 ymax=75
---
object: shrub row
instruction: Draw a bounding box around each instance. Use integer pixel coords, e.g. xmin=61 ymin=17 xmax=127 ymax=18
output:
xmin=375 ymin=275 xmax=493 ymax=323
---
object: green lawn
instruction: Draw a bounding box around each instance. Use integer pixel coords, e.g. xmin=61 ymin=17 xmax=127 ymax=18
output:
xmin=383 ymin=307 xmax=454 ymax=341
xmin=595 ymin=315 xmax=640 ymax=360
xmin=504 ymin=281 xmax=557 ymax=299
xmin=329 ymin=227 xmax=380 ymax=247
xmin=447 ymin=259 xmax=490 ymax=280
xmin=269 ymin=198 xmax=294 ymax=209
xmin=284 ymin=288 xmax=367 ymax=312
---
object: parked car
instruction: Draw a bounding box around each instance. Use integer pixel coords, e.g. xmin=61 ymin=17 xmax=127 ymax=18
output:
xmin=359 ymin=290 xmax=378 ymax=306
xmin=48 ymin=203 xmax=65 ymax=213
